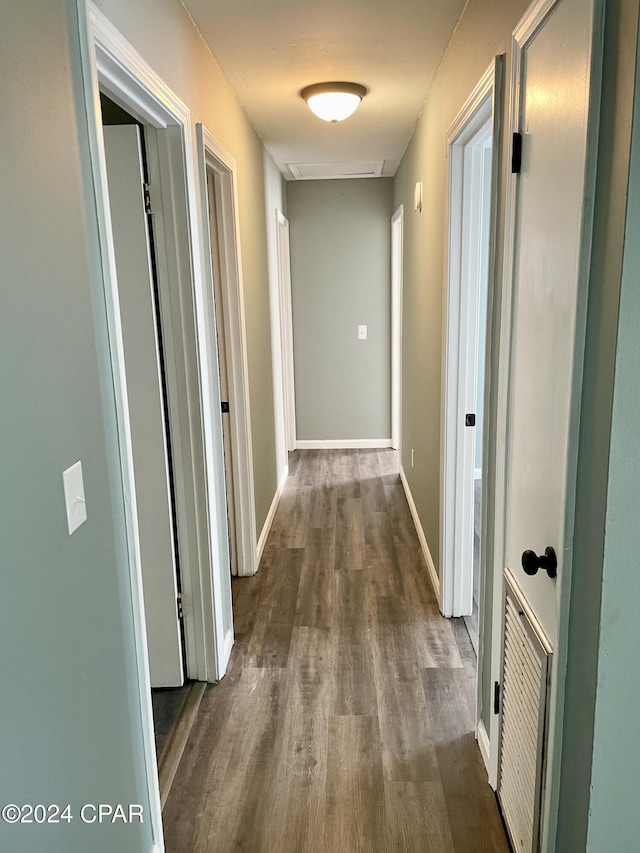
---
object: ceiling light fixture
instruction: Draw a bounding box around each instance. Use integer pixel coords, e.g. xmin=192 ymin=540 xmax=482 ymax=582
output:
xmin=300 ymin=82 xmax=368 ymax=123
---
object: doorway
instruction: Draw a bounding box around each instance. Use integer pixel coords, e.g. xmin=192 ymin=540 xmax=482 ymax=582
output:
xmin=99 ymin=92 xmax=210 ymax=810
xmin=100 ymin=94 xmax=185 ymax=689
xmin=441 ymin=61 xmax=502 ymax=639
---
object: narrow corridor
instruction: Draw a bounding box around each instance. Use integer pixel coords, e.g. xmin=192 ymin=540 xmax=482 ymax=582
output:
xmin=163 ymin=450 xmax=508 ymax=851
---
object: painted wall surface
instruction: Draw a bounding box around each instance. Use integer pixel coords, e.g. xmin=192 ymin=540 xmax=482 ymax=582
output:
xmin=287 ymin=178 xmax=394 ymax=441
xmin=0 ymin=2 xmax=155 ymax=849
xmin=556 ymin=0 xmax=640 ymax=848
xmin=94 ymin=0 xmax=280 ymax=535
xmin=586 ymin=43 xmax=640 ymax=845
xmin=392 ymin=0 xmax=529 ymax=734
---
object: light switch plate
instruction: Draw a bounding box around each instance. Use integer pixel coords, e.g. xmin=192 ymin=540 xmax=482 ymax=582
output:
xmin=358 ymin=325 xmax=368 ymax=340
xmin=63 ymin=460 xmax=87 ymax=535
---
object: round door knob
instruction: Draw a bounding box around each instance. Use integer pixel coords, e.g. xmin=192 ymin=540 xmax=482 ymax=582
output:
xmin=521 ymin=546 xmax=557 ymax=579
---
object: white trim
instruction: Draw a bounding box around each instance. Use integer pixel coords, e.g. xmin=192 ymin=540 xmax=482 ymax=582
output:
xmin=474 ymin=467 xmax=482 ymax=480
xmin=492 ymin=1 xmax=605 ymax=846
xmin=276 ymin=211 xmax=297 ymax=454
xmin=441 ymin=59 xmax=501 ymax=621
xmin=257 ymin=466 xmax=288 ymax=565
xmin=391 ymin=205 xmax=404 ymax=452
xmin=84 ymin=3 xmax=226 ymax=687
xmin=399 ymin=466 xmax=440 ymax=602
xmin=296 ymin=439 xmax=393 ymax=450
xmin=477 ymin=719 xmax=492 ymax=781
xmin=196 ymin=124 xmax=258 ymax=581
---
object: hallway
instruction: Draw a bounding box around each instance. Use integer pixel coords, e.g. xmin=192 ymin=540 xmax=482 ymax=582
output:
xmin=162 ymin=450 xmax=509 ymax=851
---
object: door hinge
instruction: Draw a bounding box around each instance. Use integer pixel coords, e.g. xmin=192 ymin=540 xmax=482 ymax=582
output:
xmin=494 ymin=681 xmax=501 ymax=715
xmin=465 ymin=413 xmax=476 ymax=427
xmin=511 ymin=132 xmax=523 ymax=174
xmin=177 ymin=593 xmax=184 ymax=620
xmin=221 ymin=401 xmax=230 ymax=414
xmin=143 ymin=182 xmax=153 ymax=215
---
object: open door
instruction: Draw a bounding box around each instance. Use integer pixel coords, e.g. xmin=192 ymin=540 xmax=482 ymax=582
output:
xmin=103 ymin=125 xmax=184 ymax=688
xmin=493 ymin=0 xmax=603 ymax=846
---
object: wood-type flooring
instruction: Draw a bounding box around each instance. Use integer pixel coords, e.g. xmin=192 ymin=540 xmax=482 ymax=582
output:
xmin=163 ymin=449 xmax=509 ymax=852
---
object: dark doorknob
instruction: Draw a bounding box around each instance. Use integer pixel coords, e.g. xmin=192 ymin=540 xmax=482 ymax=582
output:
xmin=521 ymin=546 xmax=557 ymax=579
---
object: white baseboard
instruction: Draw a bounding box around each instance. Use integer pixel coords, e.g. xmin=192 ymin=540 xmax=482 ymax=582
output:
xmin=476 ymin=718 xmax=492 ymax=782
xmin=399 ymin=465 xmax=440 ymax=603
xmin=296 ymin=438 xmax=393 ymax=449
xmin=257 ymin=465 xmax=288 ymax=566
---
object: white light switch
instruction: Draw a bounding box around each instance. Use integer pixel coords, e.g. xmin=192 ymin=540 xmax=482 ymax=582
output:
xmin=63 ymin=460 xmax=87 ymax=535
xmin=358 ymin=325 xmax=368 ymax=340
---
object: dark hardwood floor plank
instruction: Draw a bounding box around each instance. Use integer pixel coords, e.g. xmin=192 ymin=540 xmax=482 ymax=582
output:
xmin=308 ymin=482 xmax=337 ymax=530
xmin=335 ymin=496 xmax=365 ymax=571
xmin=332 ymin=641 xmax=377 ymax=716
xmin=371 ymin=648 xmax=440 ymax=783
xmin=324 ymin=715 xmax=385 ymax=853
xmin=277 ymin=484 xmax=312 ymax=548
xmin=295 ymin=527 xmax=335 ymax=628
xmin=364 ymin=510 xmax=402 ymax=596
xmin=246 ymin=547 xmax=303 ymax=667
xmin=422 ymin=668 xmax=510 ymax=852
xmin=383 ymin=780 xmax=457 ymax=852
xmin=358 ymin=449 xmax=388 ymax=513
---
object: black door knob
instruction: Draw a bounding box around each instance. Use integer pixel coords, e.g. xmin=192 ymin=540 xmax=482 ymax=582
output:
xmin=521 ymin=546 xmax=557 ymax=579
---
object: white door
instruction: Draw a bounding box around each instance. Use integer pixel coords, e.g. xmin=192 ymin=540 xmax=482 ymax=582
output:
xmin=499 ymin=0 xmax=599 ymax=843
xmin=103 ymin=125 xmax=184 ymax=688
xmin=206 ymin=169 xmax=238 ymax=577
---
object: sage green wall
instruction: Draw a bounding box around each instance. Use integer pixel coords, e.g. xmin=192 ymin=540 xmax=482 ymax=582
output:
xmin=1 ymin=2 xmax=154 ymax=849
xmin=586 ymin=33 xmax=640 ymax=844
xmin=557 ymin=2 xmax=640 ymax=847
xmin=392 ymin=0 xmax=529 ymax=734
xmin=287 ymin=179 xmax=394 ymax=441
xmin=94 ymin=0 xmax=279 ymax=536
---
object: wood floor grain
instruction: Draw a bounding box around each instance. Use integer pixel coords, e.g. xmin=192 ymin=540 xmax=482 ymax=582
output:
xmin=162 ymin=449 xmax=508 ymax=852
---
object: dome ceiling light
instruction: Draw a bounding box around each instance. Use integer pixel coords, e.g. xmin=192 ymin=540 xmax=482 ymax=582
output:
xmin=300 ymin=82 xmax=368 ymax=123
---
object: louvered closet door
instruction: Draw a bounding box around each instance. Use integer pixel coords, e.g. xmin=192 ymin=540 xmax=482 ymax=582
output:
xmin=498 ymin=571 xmax=552 ymax=853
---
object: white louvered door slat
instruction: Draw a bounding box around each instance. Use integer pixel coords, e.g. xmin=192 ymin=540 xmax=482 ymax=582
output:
xmin=498 ymin=570 xmax=552 ymax=853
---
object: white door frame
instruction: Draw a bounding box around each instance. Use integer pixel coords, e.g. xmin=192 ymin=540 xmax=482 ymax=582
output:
xmin=196 ymin=124 xmax=258 ymax=581
xmin=391 ymin=205 xmax=404 ymax=452
xmin=490 ymin=1 xmax=603 ymax=846
xmin=275 ymin=211 xmax=297 ymax=454
xmin=75 ymin=3 xmax=236 ymax=844
xmin=440 ymin=58 xmax=504 ymax=620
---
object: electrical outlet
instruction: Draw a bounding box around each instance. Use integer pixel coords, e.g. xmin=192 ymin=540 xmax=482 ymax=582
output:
xmin=411 ymin=448 xmax=415 ymax=469
xmin=357 ymin=325 xmax=368 ymax=340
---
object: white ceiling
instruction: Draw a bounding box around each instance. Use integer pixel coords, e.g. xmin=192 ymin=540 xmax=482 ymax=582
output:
xmin=183 ymin=0 xmax=467 ymax=180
